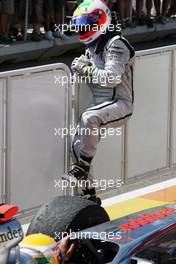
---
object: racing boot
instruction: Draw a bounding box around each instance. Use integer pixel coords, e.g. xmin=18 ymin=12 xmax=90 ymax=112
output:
xmin=82 ymin=187 xmax=102 ymax=206
xmin=62 ymin=163 xmax=90 ymax=184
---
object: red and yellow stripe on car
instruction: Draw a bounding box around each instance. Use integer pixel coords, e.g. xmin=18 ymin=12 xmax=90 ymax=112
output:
xmin=102 ymin=179 xmax=176 ymax=220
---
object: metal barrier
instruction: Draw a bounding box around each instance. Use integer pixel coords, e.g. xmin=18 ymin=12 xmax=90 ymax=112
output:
xmin=0 ymin=64 xmax=71 ymax=212
xmin=75 ymin=45 xmax=176 ymax=189
xmin=1 ymin=45 xmax=176 ymax=214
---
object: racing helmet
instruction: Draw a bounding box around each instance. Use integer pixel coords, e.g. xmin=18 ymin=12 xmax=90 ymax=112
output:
xmin=20 ymin=233 xmax=61 ymax=264
xmin=72 ymin=0 xmax=112 ymax=46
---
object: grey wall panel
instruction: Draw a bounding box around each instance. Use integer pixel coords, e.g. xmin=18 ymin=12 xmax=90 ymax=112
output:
xmin=172 ymin=50 xmax=176 ymax=165
xmin=9 ymin=70 xmax=68 ymax=210
xmin=126 ymin=52 xmax=171 ymax=179
xmin=0 ymin=80 xmax=4 ymax=203
xmin=92 ymin=133 xmax=123 ymax=188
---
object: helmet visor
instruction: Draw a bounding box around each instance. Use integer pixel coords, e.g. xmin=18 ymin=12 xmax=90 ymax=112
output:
xmin=72 ymin=13 xmax=100 ymax=34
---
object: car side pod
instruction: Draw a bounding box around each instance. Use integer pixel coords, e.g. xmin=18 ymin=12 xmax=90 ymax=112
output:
xmin=0 ymin=204 xmax=23 ymax=264
xmin=130 ymin=257 xmax=155 ymax=264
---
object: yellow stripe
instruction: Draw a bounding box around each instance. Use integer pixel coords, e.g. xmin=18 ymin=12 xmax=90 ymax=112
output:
xmin=105 ymin=198 xmax=168 ymax=220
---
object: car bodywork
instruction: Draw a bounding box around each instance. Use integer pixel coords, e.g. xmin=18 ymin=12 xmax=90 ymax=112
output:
xmin=77 ymin=204 xmax=176 ymax=263
xmin=1 ymin=203 xmax=176 ymax=263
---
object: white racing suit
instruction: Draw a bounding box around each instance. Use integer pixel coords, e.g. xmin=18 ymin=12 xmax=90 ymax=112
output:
xmin=72 ymin=32 xmax=135 ymax=180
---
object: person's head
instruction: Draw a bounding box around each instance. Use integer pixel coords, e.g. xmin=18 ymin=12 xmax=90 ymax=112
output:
xmin=72 ymin=0 xmax=112 ymax=47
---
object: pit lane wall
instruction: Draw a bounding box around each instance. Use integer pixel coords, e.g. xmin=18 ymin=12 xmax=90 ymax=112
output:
xmin=0 ymin=46 xmax=176 ymax=214
xmin=75 ymin=45 xmax=176 ymax=187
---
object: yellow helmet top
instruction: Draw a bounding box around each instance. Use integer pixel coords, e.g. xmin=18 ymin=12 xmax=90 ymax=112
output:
xmin=20 ymin=233 xmax=60 ymax=264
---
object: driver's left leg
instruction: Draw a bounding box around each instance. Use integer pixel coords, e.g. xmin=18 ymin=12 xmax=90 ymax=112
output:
xmin=63 ymin=100 xmax=133 ymax=195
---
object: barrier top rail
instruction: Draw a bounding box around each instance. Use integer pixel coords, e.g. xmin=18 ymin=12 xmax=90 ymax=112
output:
xmin=0 ymin=63 xmax=71 ymax=79
xmin=136 ymin=44 xmax=176 ymax=57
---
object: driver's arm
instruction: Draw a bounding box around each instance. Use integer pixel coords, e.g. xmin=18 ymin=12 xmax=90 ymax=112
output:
xmin=71 ymin=39 xmax=130 ymax=88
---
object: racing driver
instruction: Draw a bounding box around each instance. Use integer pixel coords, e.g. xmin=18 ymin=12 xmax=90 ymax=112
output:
xmin=63 ymin=0 xmax=135 ymax=200
xmin=9 ymin=234 xmax=74 ymax=263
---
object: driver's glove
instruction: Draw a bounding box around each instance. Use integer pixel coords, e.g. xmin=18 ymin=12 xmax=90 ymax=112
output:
xmin=71 ymin=55 xmax=95 ymax=77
